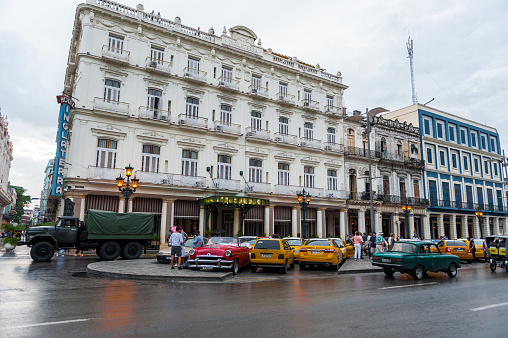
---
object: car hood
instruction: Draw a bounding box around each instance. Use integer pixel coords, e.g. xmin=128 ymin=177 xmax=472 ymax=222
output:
xmin=27 ymin=226 xmax=53 ymax=234
xmin=193 ymin=245 xmax=237 ymax=256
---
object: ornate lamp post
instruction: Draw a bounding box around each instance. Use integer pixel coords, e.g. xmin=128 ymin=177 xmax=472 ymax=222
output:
xmin=116 ymin=164 xmax=139 ymax=213
xmin=297 ymin=189 xmax=311 ymax=239
xmin=475 ymin=210 xmax=484 ymax=239
xmin=401 ymin=204 xmax=412 ymax=237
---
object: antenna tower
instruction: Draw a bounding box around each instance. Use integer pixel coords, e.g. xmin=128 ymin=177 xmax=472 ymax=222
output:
xmin=407 ymin=36 xmax=417 ymax=105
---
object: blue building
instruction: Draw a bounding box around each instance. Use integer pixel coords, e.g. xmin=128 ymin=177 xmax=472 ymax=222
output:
xmin=385 ymin=104 xmax=507 ymax=239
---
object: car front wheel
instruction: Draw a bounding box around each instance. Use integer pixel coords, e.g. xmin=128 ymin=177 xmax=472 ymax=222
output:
xmin=490 ymin=263 xmax=497 ymax=272
xmin=447 ymin=263 xmax=457 ymax=277
xmin=30 ymin=242 xmax=54 ymax=262
xmin=232 ymin=259 xmax=239 ymax=275
xmin=383 ymin=268 xmax=395 ymax=277
xmin=251 ymin=266 xmax=257 ymax=273
xmin=412 ymin=265 xmax=424 ymax=280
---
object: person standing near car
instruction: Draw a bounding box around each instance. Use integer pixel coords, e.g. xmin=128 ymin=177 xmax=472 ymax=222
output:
xmin=375 ymin=232 xmax=386 ymax=252
xmin=169 ymin=226 xmax=184 ymax=270
xmin=353 ymin=231 xmax=363 ymax=261
xmin=369 ymin=232 xmax=376 ymax=259
xmin=468 ymin=237 xmax=476 ymax=263
xmin=193 ymin=230 xmax=203 ymax=248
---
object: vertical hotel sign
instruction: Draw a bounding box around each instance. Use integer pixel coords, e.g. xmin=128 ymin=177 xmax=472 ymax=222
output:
xmin=51 ymin=95 xmax=75 ymax=196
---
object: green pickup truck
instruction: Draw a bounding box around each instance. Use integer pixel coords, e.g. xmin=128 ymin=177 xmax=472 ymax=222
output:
xmin=20 ymin=209 xmax=154 ymax=262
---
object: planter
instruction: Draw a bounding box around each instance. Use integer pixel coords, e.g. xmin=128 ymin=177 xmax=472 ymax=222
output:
xmin=3 ymin=242 xmax=16 ymax=252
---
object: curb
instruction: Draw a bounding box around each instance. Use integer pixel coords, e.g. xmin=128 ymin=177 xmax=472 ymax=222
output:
xmin=338 ymin=268 xmax=384 ymax=275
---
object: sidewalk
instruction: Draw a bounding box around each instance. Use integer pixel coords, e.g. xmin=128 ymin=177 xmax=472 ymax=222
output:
xmin=338 ymin=257 xmax=383 ymax=274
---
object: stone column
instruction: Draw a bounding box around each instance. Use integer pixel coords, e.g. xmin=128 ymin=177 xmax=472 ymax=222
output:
xmin=493 ymin=217 xmax=500 ymax=236
xmin=118 ymin=197 xmax=125 ymax=213
xmin=128 ymin=199 xmax=133 ymax=213
xmin=339 ymin=209 xmax=347 ymax=240
xmin=461 ymin=215 xmax=469 ymax=239
xmin=473 ymin=216 xmax=481 ymax=239
xmin=408 ymin=210 xmax=415 ymax=238
xmin=265 ymin=206 xmax=274 ymax=235
xmin=437 ymin=214 xmax=445 ymax=238
xmin=264 ymin=206 xmax=270 ymax=236
xmin=292 ymin=206 xmax=300 ymax=237
xmin=316 ymin=208 xmax=326 ymax=238
xmin=358 ymin=207 xmax=366 ymax=234
xmin=161 ymin=199 xmax=175 ymax=243
xmin=393 ymin=212 xmax=400 ymax=237
xmin=233 ymin=208 xmax=240 ymax=237
xmin=377 ymin=210 xmax=383 ymax=234
xmin=450 ymin=214 xmax=457 ymax=239
xmin=199 ymin=206 xmax=205 ymax=235
xmin=484 ymin=216 xmax=491 ymax=237
xmin=423 ymin=214 xmax=431 ymax=239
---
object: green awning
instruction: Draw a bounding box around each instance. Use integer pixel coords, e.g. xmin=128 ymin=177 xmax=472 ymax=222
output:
xmin=198 ymin=195 xmax=270 ymax=208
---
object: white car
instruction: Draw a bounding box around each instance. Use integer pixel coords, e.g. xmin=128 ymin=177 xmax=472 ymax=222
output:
xmin=156 ymin=238 xmax=207 ymax=263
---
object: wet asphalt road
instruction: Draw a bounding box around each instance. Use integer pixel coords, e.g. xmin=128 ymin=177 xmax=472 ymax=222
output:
xmin=1 ymin=247 xmax=508 ymax=337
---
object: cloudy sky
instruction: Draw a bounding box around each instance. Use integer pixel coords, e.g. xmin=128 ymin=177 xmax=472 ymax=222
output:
xmin=1 ymin=0 xmax=507 ymax=207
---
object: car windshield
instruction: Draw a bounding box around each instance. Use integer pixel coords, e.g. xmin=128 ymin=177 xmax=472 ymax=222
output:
xmin=390 ymin=242 xmax=417 ymax=254
xmin=254 ymin=240 xmax=281 ymax=250
xmin=239 ymin=237 xmax=257 ymax=245
xmin=207 ymin=237 xmax=238 ymax=246
xmin=305 ymin=239 xmax=330 ymax=247
xmin=184 ymin=238 xmax=194 ymax=247
xmin=286 ymin=239 xmax=302 ymax=246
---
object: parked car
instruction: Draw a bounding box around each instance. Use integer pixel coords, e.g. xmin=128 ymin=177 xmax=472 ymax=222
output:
xmin=299 ymin=238 xmax=343 ymax=271
xmin=285 ymin=237 xmax=304 ymax=261
xmin=329 ymin=238 xmax=351 ymax=261
xmin=187 ymin=237 xmax=250 ymax=275
xmin=437 ymin=240 xmax=473 ymax=263
xmin=156 ymin=238 xmax=207 ymax=264
xmin=372 ymin=241 xmax=460 ymax=280
xmin=251 ymin=238 xmax=295 ymax=274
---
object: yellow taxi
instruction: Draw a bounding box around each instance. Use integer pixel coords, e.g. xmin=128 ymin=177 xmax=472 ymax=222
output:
xmin=459 ymin=238 xmax=486 ymax=261
xmin=437 ymin=239 xmax=473 ymax=263
xmin=299 ymin=238 xmax=343 ymax=271
xmin=331 ymin=238 xmax=353 ymax=260
xmin=285 ymin=237 xmax=304 ymax=261
xmin=251 ymin=238 xmax=295 ymax=274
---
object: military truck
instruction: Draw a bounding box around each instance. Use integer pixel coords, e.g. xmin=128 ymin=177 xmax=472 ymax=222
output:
xmin=20 ymin=209 xmax=155 ymax=262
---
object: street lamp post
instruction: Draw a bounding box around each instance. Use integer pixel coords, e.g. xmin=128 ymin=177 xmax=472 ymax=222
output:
xmin=297 ymin=189 xmax=311 ymax=239
xmin=475 ymin=210 xmax=484 ymax=239
xmin=401 ymin=204 xmax=412 ymax=237
xmin=116 ymin=164 xmax=139 ymax=213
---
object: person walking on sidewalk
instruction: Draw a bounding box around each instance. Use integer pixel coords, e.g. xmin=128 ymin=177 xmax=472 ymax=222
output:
xmin=369 ymin=232 xmax=376 ymax=259
xmin=169 ymin=226 xmax=184 ymax=270
xmin=353 ymin=231 xmax=363 ymax=261
xmin=375 ymin=232 xmax=386 ymax=252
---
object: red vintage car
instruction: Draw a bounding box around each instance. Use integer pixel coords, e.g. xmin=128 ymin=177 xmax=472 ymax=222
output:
xmin=187 ymin=237 xmax=251 ymax=275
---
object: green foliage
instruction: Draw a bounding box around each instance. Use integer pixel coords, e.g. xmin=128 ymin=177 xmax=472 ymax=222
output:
xmin=3 ymin=237 xmax=18 ymax=246
xmin=32 ymin=222 xmax=54 ymax=227
xmin=2 ymin=224 xmax=14 ymax=232
xmin=205 ymin=229 xmax=211 ymax=238
xmin=9 ymin=186 xmax=31 ymax=224
xmin=153 ymin=234 xmax=160 ymax=241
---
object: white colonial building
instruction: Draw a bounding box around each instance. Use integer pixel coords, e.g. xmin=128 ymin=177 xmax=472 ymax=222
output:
xmin=0 ymin=111 xmax=13 ymax=225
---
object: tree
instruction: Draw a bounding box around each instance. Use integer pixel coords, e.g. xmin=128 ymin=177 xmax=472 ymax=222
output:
xmin=10 ymin=186 xmax=31 ymax=224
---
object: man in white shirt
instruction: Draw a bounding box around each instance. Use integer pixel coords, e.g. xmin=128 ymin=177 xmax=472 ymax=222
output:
xmin=169 ymin=227 xmax=184 ymax=270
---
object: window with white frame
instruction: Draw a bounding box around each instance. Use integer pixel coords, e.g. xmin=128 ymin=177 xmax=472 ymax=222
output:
xmin=278 ymin=163 xmax=289 ymax=185
xmin=147 ymin=88 xmax=162 ymax=114
xmin=304 ymin=122 xmax=313 ymax=139
xmin=474 ymin=157 xmax=479 ymax=173
xmin=303 ymin=90 xmax=312 ymax=104
xmin=279 ymin=82 xmax=288 ymax=97
xmin=326 ymin=96 xmax=334 ymax=108
xmin=182 ymin=150 xmax=198 ymax=176
xmin=188 ymin=57 xmax=200 ymax=74
xmin=249 ymin=159 xmax=262 ymax=183
xmin=485 ymin=160 xmax=490 ymax=175
xmin=221 ymin=66 xmax=232 ymax=83
xmin=327 ymin=127 xmax=336 ymax=144
xmin=186 ymin=97 xmax=199 ymax=117
xmin=142 ymin=145 xmax=160 ymax=173
xmin=436 ymin=120 xmax=444 ymax=139
xmin=251 ymin=75 xmax=261 ymax=91
xmin=451 ymin=153 xmax=458 ymax=169
xmin=463 ymin=155 xmax=469 ymax=172
xmin=251 ymin=111 xmax=262 ymax=129
xmin=490 ymin=136 xmax=497 ymax=153
xmin=279 ymin=117 xmax=289 ymax=135
xmin=108 ymin=35 xmax=124 ymax=53
xmin=449 ymin=124 xmax=456 ymax=142
xmin=304 ymin=166 xmax=314 ymax=188
xmin=96 ymin=139 xmax=117 ymax=168
xmin=217 ymin=155 xmax=232 ymax=180
xmin=471 ymin=132 xmax=477 ymax=147
xmin=426 ymin=147 xmax=433 ymax=164
xmin=481 ymin=133 xmax=488 ymax=150
xmin=327 ymin=169 xmax=337 ymax=190
xmin=423 ymin=116 xmax=432 ymax=136
xmin=460 ymin=127 xmax=467 ymax=145
xmin=220 ymin=104 xmax=232 ymax=124
xmin=104 ymin=79 xmax=121 ymax=103
xmin=150 ymin=46 xmax=164 ymax=63
xmin=439 ymin=150 xmax=446 ymax=167
xmin=494 ymin=162 xmax=499 ymax=176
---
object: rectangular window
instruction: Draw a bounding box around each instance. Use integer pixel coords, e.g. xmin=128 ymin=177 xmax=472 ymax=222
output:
xmin=327 ymin=169 xmax=337 ymax=190
xmin=279 ymin=117 xmax=289 ymax=135
xmin=278 ymin=163 xmax=289 ymax=185
xmin=251 ymin=75 xmax=261 ymax=90
xmin=303 ymin=90 xmax=312 ymax=105
xmin=474 ymin=158 xmax=479 ymax=172
xmin=491 ymin=137 xmax=497 ymax=153
xmin=186 ymin=97 xmax=199 ymax=117
xmin=440 ymin=151 xmax=445 ymax=166
xmin=424 ymin=120 xmax=430 ymax=135
xmin=413 ymin=180 xmax=420 ymax=199
xmin=326 ymin=96 xmax=333 ymax=108
xmin=304 ymin=166 xmax=314 ymax=188
xmin=449 ymin=126 xmax=455 ymax=141
xmin=279 ymin=83 xmax=288 ymax=98
xmin=460 ymin=129 xmax=466 ymax=144
xmin=150 ymin=46 xmax=164 ymax=63
xmin=217 ymin=155 xmax=232 ymax=180
xmin=249 ymin=159 xmax=262 ymax=183
xmin=481 ymin=136 xmax=486 ymax=150
xmin=142 ymin=145 xmax=160 ymax=173
xmin=108 ymin=35 xmax=124 ymax=53
xmin=327 ymin=127 xmax=336 ymax=144
xmin=220 ymin=104 xmax=232 ymax=124
xmin=427 ymin=148 xmax=433 ymax=164
xmin=485 ymin=161 xmax=489 ymax=175
xmin=104 ymin=79 xmax=121 ymax=102
xmin=182 ymin=150 xmax=198 ymax=176
xmin=147 ymin=88 xmax=162 ymax=116
xmin=188 ymin=57 xmax=200 ymax=74
xmin=494 ymin=163 xmax=498 ymax=176
xmin=96 ymin=139 xmax=117 ymax=168
xmin=304 ymin=122 xmax=313 ymax=140
xmin=452 ymin=153 xmax=457 ymax=168
xmin=251 ymin=111 xmax=262 ymax=130
xmin=221 ymin=67 xmax=233 ymax=83
xmin=437 ymin=122 xmax=443 ymax=138
xmin=463 ymin=156 xmax=469 ymax=171
xmin=471 ymin=133 xmax=477 ymax=147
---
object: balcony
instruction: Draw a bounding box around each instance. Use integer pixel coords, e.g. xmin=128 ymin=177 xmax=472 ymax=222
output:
xmin=274 ymin=132 xmax=298 ymax=145
xmin=214 ymin=178 xmax=241 ymax=191
xmin=246 ymin=127 xmax=271 ymax=141
xmin=276 ymin=92 xmax=295 ymax=105
xmin=88 ymin=166 xmax=123 ymax=180
xmin=134 ymin=171 xmax=206 ymax=188
xmin=325 ymin=105 xmax=345 ymax=116
xmin=302 ymin=99 xmax=319 ymax=111
xmin=246 ymin=182 xmax=272 ymax=194
xmin=345 ymin=146 xmax=374 ymax=158
xmin=324 ymin=142 xmax=344 ymax=153
xmin=102 ymin=45 xmax=130 ymax=64
xmin=248 ymin=86 xmax=269 ymax=99
xmin=217 ymin=76 xmax=239 ymax=91
xmin=138 ymin=106 xmax=170 ymax=122
xmin=376 ymin=150 xmax=405 ymax=162
xmin=300 ymin=137 xmax=322 ymax=149
xmin=348 ymin=191 xmax=374 ymax=201
xmin=213 ymin=121 xmax=241 ymax=135
xmin=173 ymin=174 xmax=206 ymax=188
xmin=178 ymin=114 xmax=208 ymax=129
xmin=145 ymin=57 xmax=171 ymax=74
xmin=183 ymin=67 xmax=207 ymax=82
xmin=325 ymin=190 xmax=348 ymax=199
xmin=296 ymin=187 xmax=324 ymax=198
xmin=93 ymin=97 xmax=130 ymax=116
xmin=404 ymin=157 xmax=425 ymax=168
xmin=275 ymin=184 xmax=299 ymax=196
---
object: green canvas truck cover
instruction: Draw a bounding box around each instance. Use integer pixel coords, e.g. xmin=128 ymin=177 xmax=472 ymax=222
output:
xmin=85 ymin=209 xmax=154 ymax=240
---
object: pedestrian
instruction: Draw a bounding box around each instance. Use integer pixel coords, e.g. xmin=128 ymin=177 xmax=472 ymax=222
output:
xmin=388 ymin=233 xmax=396 ymax=250
xmin=193 ymin=230 xmax=203 ymax=248
xmin=375 ymin=232 xmax=386 ymax=252
xmin=369 ymin=232 xmax=376 ymax=259
xmin=353 ymin=231 xmax=363 ymax=261
xmin=169 ymin=226 xmax=184 ymax=269
xmin=468 ymin=237 xmax=476 ymax=263
xmin=56 ymin=248 xmax=65 ymax=257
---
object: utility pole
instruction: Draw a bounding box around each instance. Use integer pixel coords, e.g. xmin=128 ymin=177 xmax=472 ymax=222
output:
xmin=407 ymin=36 xmax=417 ymax=105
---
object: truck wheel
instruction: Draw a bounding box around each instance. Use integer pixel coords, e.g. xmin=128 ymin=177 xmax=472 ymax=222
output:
xmin=123 ymin=242 xmax=143 ymax=259
xmin=30 ymin=242 xmax=54 ymax=262
xmin=99 ymin=241 xmax=121 ymax=261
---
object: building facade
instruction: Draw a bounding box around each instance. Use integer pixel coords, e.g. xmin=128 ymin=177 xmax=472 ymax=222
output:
xmin=385 ymin=104 xmax=507 ymax=239
xmin=0 ymin=111 xmax=13 ymax=225
xmin=39 ymin=159 xmax=58 ymax=223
